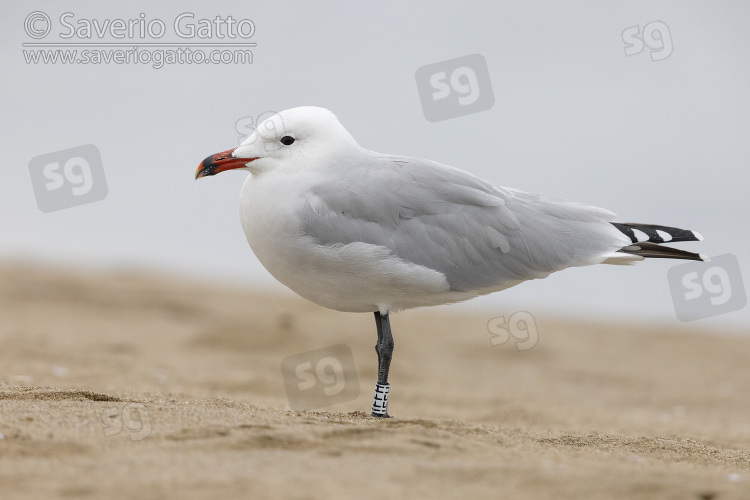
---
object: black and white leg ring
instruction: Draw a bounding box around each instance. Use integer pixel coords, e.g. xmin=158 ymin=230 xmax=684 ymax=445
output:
xmin=371 ymin=382 xmax=390 ymax=417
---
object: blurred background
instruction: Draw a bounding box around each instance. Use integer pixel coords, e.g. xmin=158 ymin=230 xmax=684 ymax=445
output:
xmin=2 ymin=1 xmax=748 ymax=329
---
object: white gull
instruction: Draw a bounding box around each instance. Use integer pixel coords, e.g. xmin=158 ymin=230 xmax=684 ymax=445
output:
xmin=196 ymin=106 xmax=706 ymax=417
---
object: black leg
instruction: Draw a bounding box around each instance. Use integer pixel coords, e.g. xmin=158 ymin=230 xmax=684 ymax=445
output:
xmin=371 ymin=311 xmax=394 ymax=418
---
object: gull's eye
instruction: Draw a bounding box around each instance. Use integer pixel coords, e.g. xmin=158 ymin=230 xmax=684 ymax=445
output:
xmin=280 ymin=136 xmax=295 ymax=146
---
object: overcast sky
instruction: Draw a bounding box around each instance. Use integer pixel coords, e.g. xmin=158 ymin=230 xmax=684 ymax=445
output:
xmin=2 ymin=1 xmax=748 ymax=330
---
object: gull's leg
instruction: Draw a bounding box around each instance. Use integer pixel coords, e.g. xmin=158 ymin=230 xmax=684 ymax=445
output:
xmin=371 ymin=311 xmax=394 ymax=418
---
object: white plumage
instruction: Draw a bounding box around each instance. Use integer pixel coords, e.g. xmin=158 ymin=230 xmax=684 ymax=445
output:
xmin=228 ymin=107 xmax=638 ymax=313
xmin=196 ymin=106 xmax=705 ymax=417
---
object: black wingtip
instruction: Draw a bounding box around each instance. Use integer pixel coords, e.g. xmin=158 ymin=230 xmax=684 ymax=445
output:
xmin=618 ymin=242 xmax=707 ymax=262
xmin=612 ymin=222 xmax=703 ymax=244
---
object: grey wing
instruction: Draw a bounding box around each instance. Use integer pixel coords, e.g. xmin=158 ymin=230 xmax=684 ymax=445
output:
xmin=299 ymin=153 xmax=629 ymax=292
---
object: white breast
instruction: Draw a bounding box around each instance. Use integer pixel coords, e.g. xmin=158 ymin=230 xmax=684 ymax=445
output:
xmin=238 ymin=172 xmax=467 ymax=313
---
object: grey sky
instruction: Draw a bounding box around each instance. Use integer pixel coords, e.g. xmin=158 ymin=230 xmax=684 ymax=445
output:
xmin=2 ymin=1 xmax=748 ymax=329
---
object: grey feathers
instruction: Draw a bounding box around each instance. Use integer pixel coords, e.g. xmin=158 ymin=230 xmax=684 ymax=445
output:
xmin=299 ymin=153 xmax=629 ymax=292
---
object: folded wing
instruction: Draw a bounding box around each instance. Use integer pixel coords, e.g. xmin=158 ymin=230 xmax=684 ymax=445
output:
xmin=299 ymin=153 xmax=631 ymax=292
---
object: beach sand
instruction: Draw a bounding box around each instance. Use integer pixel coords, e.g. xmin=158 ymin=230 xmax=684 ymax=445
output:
xmin=1 ymin=263 xmax=749 ymax=499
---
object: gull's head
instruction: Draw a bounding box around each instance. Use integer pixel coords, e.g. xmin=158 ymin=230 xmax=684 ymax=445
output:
xmin=195 ymin=106 xmax=359 ymax=179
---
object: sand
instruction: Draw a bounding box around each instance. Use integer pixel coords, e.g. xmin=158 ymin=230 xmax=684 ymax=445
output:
xmin=1 ymin=263 xmax=749 ymax=499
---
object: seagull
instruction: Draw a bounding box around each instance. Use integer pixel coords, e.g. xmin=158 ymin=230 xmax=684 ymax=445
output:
xmin=195 ymin=106 xmax=706 ymax=417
